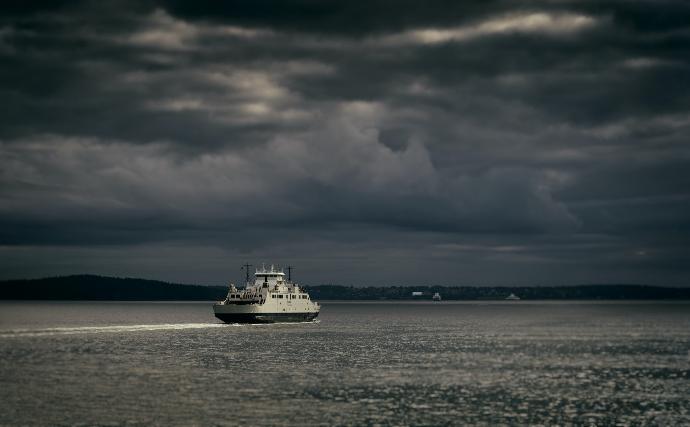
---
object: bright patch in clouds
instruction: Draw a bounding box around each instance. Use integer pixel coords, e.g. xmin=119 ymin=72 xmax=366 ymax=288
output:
xmin=127 ymin=9 xmax=271 ymax=50
xmin=381 ymin=12 xmax=597 ymax=45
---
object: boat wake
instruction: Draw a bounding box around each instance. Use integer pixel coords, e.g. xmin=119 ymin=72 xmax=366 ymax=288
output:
xmin=0 ymin=323 xmax=227 ymax=338
xmin=224 ymin=319 xmax=321 ymax=326
xmin=0 ymin=319 xmax=321 ymax=338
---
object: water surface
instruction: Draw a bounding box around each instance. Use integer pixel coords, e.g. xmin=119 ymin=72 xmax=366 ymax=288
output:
xmin=1 ymin=301 xmax=688 ymax=425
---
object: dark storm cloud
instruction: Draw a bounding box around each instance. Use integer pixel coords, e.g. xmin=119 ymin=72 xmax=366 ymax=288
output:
xmin=1 ymin=0 xmax=689 ymax=284
xmin=160 ymin=0 xmax=511 ymax=36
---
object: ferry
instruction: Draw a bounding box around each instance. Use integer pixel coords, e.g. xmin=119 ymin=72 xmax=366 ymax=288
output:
xmin=432 ymin=292 xmax=442 ymax=301
xmin=213 ymin=264 xmax=320 ymax=323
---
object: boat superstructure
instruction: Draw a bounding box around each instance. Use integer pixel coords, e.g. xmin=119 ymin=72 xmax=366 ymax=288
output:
xmin=213 ymin=264 xmax=320 ymax=323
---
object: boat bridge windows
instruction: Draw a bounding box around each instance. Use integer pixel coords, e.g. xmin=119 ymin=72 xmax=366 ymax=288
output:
xmin=269 ymin=293 xmax=312 ymax=300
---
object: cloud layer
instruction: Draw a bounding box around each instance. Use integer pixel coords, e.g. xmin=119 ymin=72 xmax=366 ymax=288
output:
xmin=1 ymin=0 xmax=689 ymax=285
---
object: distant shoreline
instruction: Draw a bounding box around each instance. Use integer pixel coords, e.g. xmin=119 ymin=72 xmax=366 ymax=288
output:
xmin=2 ymin=300 xmax=690 ymax=304
xmin=1 ymin=275 xmax=689 ymax=301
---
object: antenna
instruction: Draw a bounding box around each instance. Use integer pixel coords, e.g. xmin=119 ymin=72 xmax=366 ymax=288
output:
xmin=241 ymin=263 xmax=253 ymax=284
xmin=287 ymin=265 xmax=293 ymax=282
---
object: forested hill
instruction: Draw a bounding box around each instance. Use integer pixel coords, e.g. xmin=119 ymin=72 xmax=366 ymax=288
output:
xmin=0 ymin=275 xmax=688 ymax=300
xmin=0 ymin=275 xmax=226 ymax=300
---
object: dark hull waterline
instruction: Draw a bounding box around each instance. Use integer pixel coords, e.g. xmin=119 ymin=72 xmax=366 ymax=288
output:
xmin=214 ymin=311 xmax=319 ymax=324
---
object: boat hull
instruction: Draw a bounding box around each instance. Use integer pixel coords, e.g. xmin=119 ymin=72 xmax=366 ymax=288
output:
xmin=214 ymin=311 xmax=319 ymax=324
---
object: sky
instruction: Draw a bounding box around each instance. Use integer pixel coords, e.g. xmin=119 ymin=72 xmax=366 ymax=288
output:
xmin=1 ymin=0 xmax=689 ymax=286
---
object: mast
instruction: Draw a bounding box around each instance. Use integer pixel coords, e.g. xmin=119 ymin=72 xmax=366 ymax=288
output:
xmin=241 ymin=263 xmax=253 ymax=284
xmin=287 ymin=265 xmax=293 ymax=282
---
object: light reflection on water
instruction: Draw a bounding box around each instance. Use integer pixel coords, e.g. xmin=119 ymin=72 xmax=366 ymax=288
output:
xmin=0 ymin=301 xmax=688 ymax=425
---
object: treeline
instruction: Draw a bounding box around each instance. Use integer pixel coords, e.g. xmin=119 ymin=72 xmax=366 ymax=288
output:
xmin=0 ymin=275 xmax=227 ymax=300
xmin=0 ymin=275 xmax=688 ymax=300
xmin=305 ymin=285 xmax=690 ymax=300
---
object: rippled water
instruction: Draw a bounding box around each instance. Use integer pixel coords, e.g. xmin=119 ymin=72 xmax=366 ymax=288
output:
xmin=1 ymin=301 xmax=689 ymax=425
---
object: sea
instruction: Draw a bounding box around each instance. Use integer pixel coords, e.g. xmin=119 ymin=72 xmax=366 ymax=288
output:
xmin=0 ymin=301 xmax=688 ymax=426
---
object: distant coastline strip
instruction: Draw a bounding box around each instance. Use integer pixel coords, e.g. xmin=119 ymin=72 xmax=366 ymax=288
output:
xmin=1 ymin=275 xmax=689 ymax=300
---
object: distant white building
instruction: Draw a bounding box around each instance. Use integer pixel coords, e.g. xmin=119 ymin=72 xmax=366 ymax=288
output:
xmin=411 ymin=291 xmax=423 ymax=297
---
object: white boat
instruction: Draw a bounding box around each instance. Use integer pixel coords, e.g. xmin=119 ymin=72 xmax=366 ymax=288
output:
xmin=505 ymin=293 xmax=520 ymax=300
xmin=432 ymin=292 xmax=442 ymax=301
xmin=213 ymin=264 xmax=320 ymax=323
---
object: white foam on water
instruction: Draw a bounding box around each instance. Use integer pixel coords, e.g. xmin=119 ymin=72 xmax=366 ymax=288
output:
xmin=0 ymin=323 xmax=228 ymax=337
xmin=0 ymin=319 xmax=320 ymax=337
